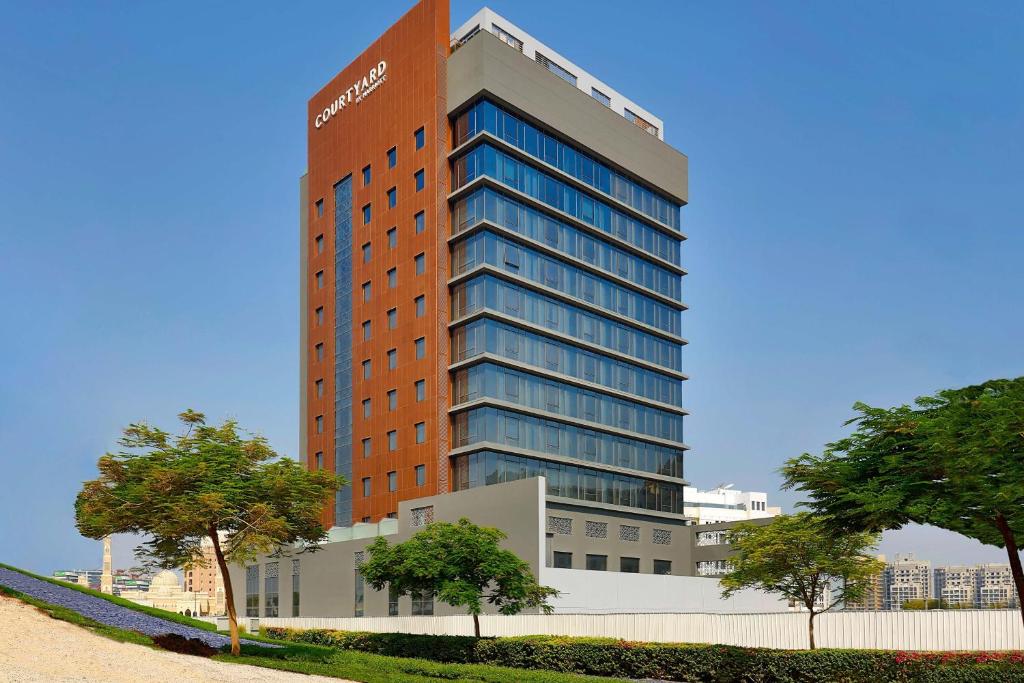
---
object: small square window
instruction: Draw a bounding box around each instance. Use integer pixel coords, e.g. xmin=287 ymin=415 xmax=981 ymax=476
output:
xmin=361 ymin=438 xmax=371 ymax=457
xmin=316 ymin=270 xmax=325 ymax=289
xmin=653 ymin=559 xmax=672 ymax=575
xmin=415 ymin=422 xmax=426 ymax=444
xmin=362 ymin=242 xmax=371 ymax=262
xmin=362 ymin=204 xmax=371 ymax=224
xmin=387 ymin=146 xmax=397 ymax=168
xmin=414 ymin=127 xmax=425 ymax=149
xmin=387 ymin=187 xmax=397 ymax=208
xmin=362 ymin=165 xmax=371 ymax=186
xmin=315 ymin=379 xmax=324 ymax=398
xmin=387 ymin=268 xmax=397 ymax=288
xmin=315 ymin=234 xmax=324 ymax=254
xmin=415 ymin=337 xmax=425 ymax=359
xmin=362 ymin=281 xmax=371 ymax=301
xmin=362 ymin=399 xmax=371 ymax=419
xmin=387 ymin=389 xmax=397 ymax=411
xmin=388 ymin=430 xmax=397 ymax=451
xmin=387 ymin=308 xmax=397 ymax=329
xmin=362 ymin=359 xmax=372 ymax=379
xmin=415 ymin=295 xmax=425 ymax=317
xmin=415 ymin=379 xmax=425 ymax=402
xmin=314 ymin=451 xmax=323 ymax=469
xmin=387 ymin=348 xmax=397 ymax=370
xmin=586 ymin=554 xmax=607 ymax=571
xmin=315 ymin=343 xmax=324 ymax=361
xmin=415 ymin=253 xmax=425 ymax=275
xmin=388 ymin=471 xmax=397 ymax=492
xmin=362 ymin=320 xmax=372 ymax=340
xmin=315 ymin=307 xmax=324 ymax=325
xmin=414 ymin=169 xmax=424 ymax=192
xmin=553 ymin=551 xmax=572 ymax=569
xmin=415 ymin=464 xmax=425 ymax=486
xmin=387 ymin=227 xmax=397 ymax=249
xmin=315 ymin=199 xmax=324 ymax=217
xmin=362 ymin=477 xmax=371 ymax=497
xmin=315 ymin=415 xmax=324 ymax=433
xmin=414 ymin=211 xmax=425 ymax=234
xmin=620 ymin=557 xmax=640 ymax=573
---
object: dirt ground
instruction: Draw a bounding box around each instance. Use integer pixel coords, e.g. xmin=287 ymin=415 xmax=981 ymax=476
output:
xmin=0 ymin=595 xmax=350 ymax=683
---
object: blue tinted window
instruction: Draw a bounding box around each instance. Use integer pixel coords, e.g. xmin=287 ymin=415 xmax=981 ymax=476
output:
xmin=453 ymin=406 xmax=683 ymax=479
xmin=453 ymin=188 xmax=680 ymax=300
xmin=415 ymin=127 xmax=425 ymax=149
xmin=333 ymin=175 xmax=354 ymax=526
xmin=414 ymin=169 xmax=424 ymax=192
xmin=387 ymin=187 xmax=396 ymax=208
xmin=452 ymin=363 xmax=683 ymax=442
xmin=451 ymin=449 xmax=683 ymax=514
xmin=454 ymin=100 xmax=679 ymax=229
xmin=362 ymin=165 xmax=371 ymax=186
xmin=453 ymin=145 xmax=680 ymax=265
xmin=387 ymin=147 xmax=397 ymax=168
xmin=362 ymin=204 xmax=371 ymax=225
xmin=452 ymin=318 xmax=681 ymax=406
xmin=414 ymin=211 xmax=425 ymax=234
xmin=450 ymin=275 xmax=681 ymax=372
xmin=452 ymin=230 xmax=681 ymax=336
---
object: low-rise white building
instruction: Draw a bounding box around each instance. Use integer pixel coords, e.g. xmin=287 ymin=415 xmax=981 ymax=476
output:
xmin=684 ymin=485 xmax=779 ymax=525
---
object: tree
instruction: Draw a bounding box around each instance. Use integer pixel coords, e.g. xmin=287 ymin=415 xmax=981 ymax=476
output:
xmin=358 ymin=518 xmax=557 ymax=637
xmin=719 ymin=513 xmax=883 ymax=649
xmin=75 ymin=410 xmax=344 ymax=655
xmin=782 ymin=378 xmax=1024 ymax=625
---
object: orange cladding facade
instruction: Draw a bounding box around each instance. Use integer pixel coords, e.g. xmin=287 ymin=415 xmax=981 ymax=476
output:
xmin=305 ymin=0 xmax=450 ymax=527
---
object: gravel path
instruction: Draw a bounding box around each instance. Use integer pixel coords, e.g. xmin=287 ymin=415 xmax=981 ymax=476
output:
xmin=0 ymin=595 xmax=346 ymax=683
xmin=0 ymin=567 xmax=270 ymax=650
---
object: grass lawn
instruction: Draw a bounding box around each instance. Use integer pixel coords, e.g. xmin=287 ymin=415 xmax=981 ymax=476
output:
xmin=0 ymin=563 xmax=624 ymax=683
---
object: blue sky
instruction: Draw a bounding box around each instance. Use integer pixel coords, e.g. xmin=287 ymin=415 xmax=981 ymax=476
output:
xmin=1 ymin=1 xmax=1021 ymax=574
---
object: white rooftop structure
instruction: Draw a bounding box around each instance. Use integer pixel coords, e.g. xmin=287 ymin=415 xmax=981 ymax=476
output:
xmin=452 ymin=7 xmax=665 ymax=140
xmin=685 ymin=485 xmax=779 ymax=525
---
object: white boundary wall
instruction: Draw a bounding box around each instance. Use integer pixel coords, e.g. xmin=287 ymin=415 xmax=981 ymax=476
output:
xmin=261 ymin=610 xmax=1024 ymax=651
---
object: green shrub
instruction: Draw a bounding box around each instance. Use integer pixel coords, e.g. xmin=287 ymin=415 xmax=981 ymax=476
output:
xmin=261 ymin=627 xmax=1024 ymax=682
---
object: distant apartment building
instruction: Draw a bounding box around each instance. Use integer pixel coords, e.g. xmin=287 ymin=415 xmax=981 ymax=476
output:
xmin=930 ymin=563 xmax=1016 ymax=609
xmin=53 ymin=569 xmax=102 ymax=591
xmin=845 ymin=554 xmax=887 ymax=610
xmin=884 ymin=553 xmax=932 ymax=610
xmin=684 ymin=485 xmax=778 ymax=524
xmin=52 ymin=568 xmax=151 ymax=596
xmin=975 ymin=563 xmax=1017 ymax=608
xmin=184 ymin=536 xmax=226 ymax=609
xmin=934 ymin=565 xmax=978 ymax=607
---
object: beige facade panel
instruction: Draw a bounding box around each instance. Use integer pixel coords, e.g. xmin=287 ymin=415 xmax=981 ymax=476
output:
xmin=448 ymin=31 xmax=688 ymax=204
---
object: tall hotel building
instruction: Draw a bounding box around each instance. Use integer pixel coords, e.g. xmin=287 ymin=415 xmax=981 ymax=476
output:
xmin=303 ymin=0 xmax=688 ymax=531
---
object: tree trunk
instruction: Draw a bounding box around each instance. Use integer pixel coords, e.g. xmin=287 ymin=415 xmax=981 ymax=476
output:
xmin=473 ymin=612 xmax=481 ymax=638
xmin=808 ymin=611 xmax=816 ymax=650
xmin=210 ymin=526 xmax=241 ymax=656
xmin=994 ymin=513 xmax=1024 ymax=628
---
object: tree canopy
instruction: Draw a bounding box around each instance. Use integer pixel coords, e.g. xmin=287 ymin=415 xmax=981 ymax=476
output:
xmin=75 ymin=409 xmax=345 ymax=654
xmin=781 ymin=377 xmax=1024 ymax=621
xmin=720 ymin=513 xmax=883 ymax=649
xmin=358 ymin=518 xmax=557 ymax=636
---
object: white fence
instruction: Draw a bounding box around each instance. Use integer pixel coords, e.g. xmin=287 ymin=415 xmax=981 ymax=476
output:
xmin=261 ymin=610 xmax=1024 ymax=651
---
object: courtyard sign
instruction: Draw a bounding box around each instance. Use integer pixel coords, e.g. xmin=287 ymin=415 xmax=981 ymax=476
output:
xmin=314 ymin=60 xmax=388 ymax=130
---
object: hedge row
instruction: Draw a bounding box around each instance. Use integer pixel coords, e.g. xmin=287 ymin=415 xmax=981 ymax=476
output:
xmin=261 ymin=627 xmax=1024 ymax=682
